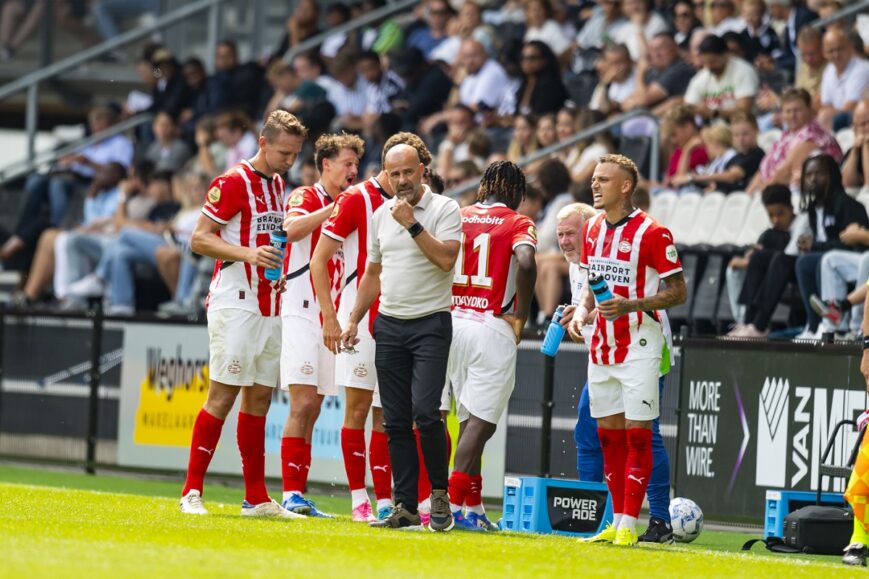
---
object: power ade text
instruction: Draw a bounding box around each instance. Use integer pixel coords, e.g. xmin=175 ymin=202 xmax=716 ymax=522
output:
xmin=552 ymin=496 xmax=598 ymax=521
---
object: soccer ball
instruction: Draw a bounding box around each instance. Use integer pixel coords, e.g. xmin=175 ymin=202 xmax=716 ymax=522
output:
xmin=669 ymin=497 xmax=704 ymax=543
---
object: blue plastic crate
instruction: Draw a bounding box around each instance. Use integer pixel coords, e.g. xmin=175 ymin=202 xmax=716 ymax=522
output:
xmin=501 ymin=476 xmax=613 ymax=537
xmin=764 ymin=490 xmax=846 ymax=538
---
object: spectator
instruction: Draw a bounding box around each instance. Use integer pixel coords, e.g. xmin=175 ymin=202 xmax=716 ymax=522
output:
xmin=512 ymin=40 xmax=569 ymax=117
xmin=708 ymin=0 xmax=745 ymax=36
xmin=390 ymin=47 xmax=453 ymax=130
xmin=0 ymin=105 xmax=133 ymax=266
xmin=518 ymin=183 xmax=544 ymax=220
xmin=819 ymin=28 xmax=869 ymax=132
xmin=674 ymin=124 xmax=737 ymax=192
xmin=748 ymin=88 xmax=843 ymax=194
xmin=794 ymin=27 xmax=827 ymax=108
xmin=661 ymin=105 xmax=709 ymax=189
xmin=567 ymin=109 xmax=617 ymax=185
xmin=456 ymin=38 xmax=511 ymax=114
xmin=811 ymin=233 xmax=869 ymax=340
xmin=407 ymin=0 xmax=453 ymax=59
xmin=684 ymin=34 xmax=759 ymax=121
xmin=320 ymin=2 xmax=353 ymax=60
xmin=189 ymin=116 xmax=227 ymax=178
xmin=842 ymin=99 xmax=869 ymax=191
xmin=739 ymin=0 xmax=781 ymax=65
xmin=274 ymin=0 xmax=321 ymax=58
xmin=774 ymin=0 xmax=818 ymax=77
xmin=214 ymin=111 xmax=257 ymax=172
xmin=213 ymin=40 xmax=265 ymax=120
xmin=123 ymin=42 xmax=161 ymax=117
xmin=687 ymin=27 xmax=711 ymax=70
xmin=299 ymin=156 xmax=318 ymax=187
xmin=325 ymin=53 xmax=368 ymax=131
xmin=262 ymin=60 xmax=301 ymax=119
xmin=622 ymin=32 xmax=695 ymax=115
xmin=10 ymin=162 xmax=126 ymax=307
xmin=683 ymin=111 xmax=764 ymax=193
xmin=555 ymin=108 xmax=580 ymax=173
xmin=179 ymin=58 xmax=223 ymax=134
xmin=523 ymin=0 xmax=571 ymax=59
xmin=575 ymin=0 xmax=627 ymax=52
xmin=534 ymin=159 xmax=577 ymax=256
xmin=726 ymin=184 xmax=796 ymax=335
xmin=672 ymin=0 xmax=703 ymax=53
xmin=358 ymin=50 xmax=405 ymax=117
xmin=589 ymin=43 xmax=636 ymax=116
xmin=428 ymin=1 xmax=496 ymax=67
xmin=149 ymin=48 xmax=190 ymax=119
xmin=91 ymin=0 xmax=160 ymax=42
xmin=506 ymin=114 xmax=538 ymax=162
xmin=534 ymin=113 xmax=557 ymax=152
xmin=67 ymin=171 xmax=181 ymax=315
xmin=145 ymin=112 xmax=192 ymax=173
xmin=445 ymin=159 xmax=482 ymax=203
xmin=793 ymin=154 xmax=869 ymax=337
xmin=614 ymin=0 xmax=671 ymax=61
xmin=437 ymin=105 xmax=477 ymax=178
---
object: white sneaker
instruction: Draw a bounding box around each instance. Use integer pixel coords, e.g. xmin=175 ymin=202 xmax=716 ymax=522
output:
xmin=180 ymin=490 xmax=208 ymax=515
xmin=241 ymin=498 xmax=306 ymax=519
xmin=794 ymin=327 xmax=822 ymax=341
xmin=68 ymin=274 xmax=104 ymax=298
xmin=106 ymin=304 xmax=135 ymax=316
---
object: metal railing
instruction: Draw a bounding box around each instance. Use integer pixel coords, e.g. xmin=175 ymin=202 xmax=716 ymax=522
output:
xmin=283 ymin=0 xmax=417 ymax=62
xmin=444 ymin=108 xmax=661 ymax=199
xmin=0 ymin=0 xmax=228 ymax=173
xmin=811 ymin=0 xmax=869 ymax=28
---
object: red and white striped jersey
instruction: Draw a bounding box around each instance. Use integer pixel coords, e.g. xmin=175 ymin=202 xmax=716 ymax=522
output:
xmin=281 ymin=182 xmax=343 ymax=323
xmin=202 ymin=160 xmax=285 ymax=317
xmin=580 ymin=209 xmax=682 ymax=366
xmin=322 ymin=177 xmax=390 ymax=334
xmin=452 ymin=202 xmax=537 ymax=316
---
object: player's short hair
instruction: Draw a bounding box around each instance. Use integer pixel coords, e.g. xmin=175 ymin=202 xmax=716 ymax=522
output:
xmin=476 ymin=160 xmax=526 ymax=210
xmin=556 ymin=202 xmax=596 ymax=223
xmin=314 ymin=132 xmax=365 ymax=172
xmin=260 ymin=110 xmax=308 ymax=142
xmin=729 ymin=111 xmax=758 ymax=128
xmin=781 ymin=87 xmax=811 ymax=108
xmin=382 ymin=132 xmax=432 ymax=167
xmin=598 ymin=153 xmax=639 ymax=193
xmin=761 ymin=184 xmax=792 ymax=207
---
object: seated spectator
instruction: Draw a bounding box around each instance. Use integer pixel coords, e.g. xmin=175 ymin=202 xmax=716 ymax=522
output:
xmin=189 ymin=116 xmax=226 ymax=179
xmin=555 ymin=108 xmax=580 ymax=173
xmin=613 ymin=0 xmax=670 ymax=61
xmin=526 ymin=112 xmax=558 ymax=176
xmin=661 ymin=105 xmax=709 ymax=189
xmin=511 ymin=40 xmax=569 ymax=117
xmin=674 ymin=112 xmax=764 ymax=192
xmin=0 ymin=105 xmax=133 ymax=267
xmin=446 ymin=160 xmax=483 ymax=205
xmin=793 ymin=154 xmax=869 ymax=337
xmin=213 ymin=111 xmax=257 ymax=172
xmin=407 ymin=0 xmax=453 ymax=59
xmin=213 ymin=40 xmax=265 ymax=120
xmin=684 ymin=34 xmax=759 ymax=121
xmin=672 ymin=0 xmax=703 ymax=53
xmin=818 ymin=28 xmax=869 ymax=132
xmin=457 ymin=38 xmax=511 ymax=114
xmin=320 ymin=2 xmax=353 ymax=60
xmin=774 ymin=0 xmax=818 ymax=77
xmin=506 ymin=114 xmax=538 ymax=162
xmin=622 ymin=32 xmax=695 ymax=116
xmin=67 ymin=171 xmax=181 ymax=315
xmin=575 ymin=0 xmax=627 ymax=52
xmin=748 ymin=88 xmax=843 ymax=194
xmin=726 ymin=184 xmax=796 ymax=334
xmin=589 ymin=43 xmax=636 ymax=117
xmin=390 ymin=47 xmax=453 ymax=130
xmin=10 ymin=162 xmax=126 ymax=307
xmin=262 ymin=60 xmax=300 ymax=119
xmin=429 ymin=1 xmax=496 ymax=67
xmin=179 ymin=57 xmax=223 ymax=135
xmin=708 ymin=0 xmax=745 ymax=36
xmin=535 ymin=159 xmax=578 ymax=257
xmin=739 ymin=0 xmax=780 ymax=66
xmin=687 ymin=27 xmax=710 ymax=70
xmin=358 ymin=50 xmax=405 ymax=119
xmin=811 ymin=232 xmax=869 ymax=339
xmin=437 ymin=104 xmax=478 ymax=178
xmin=566 ymin=109 xmax=617 ymax=185
xmin=148 ymin=48 xmax=190 ymax=119
xmin=91 ymin=0 xmax=159 ymax=42
xmin=273 ymin=0 xmax=321 ymax=59
xmin=523 ymin=0 xmax=571 ymax=59
xmin=145 ymin=112 xmax=192 ymax=173
xmin=842 ymin=99 xmax=869 ymax=192
xmin=324 ymin=53 xmax=368 ymax=132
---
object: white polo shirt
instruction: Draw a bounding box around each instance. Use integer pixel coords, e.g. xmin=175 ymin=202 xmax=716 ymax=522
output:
xmin=820 ymin=56 xmax=869 ymax=110
xmin=368 ymin=186 xmax=462 ymax=319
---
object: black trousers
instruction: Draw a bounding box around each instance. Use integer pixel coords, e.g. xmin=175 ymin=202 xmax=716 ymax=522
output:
xmin=743 ymin=251 xmax=796 ymax=331
xmin=373 ymin=311 xmax=451 ymax=511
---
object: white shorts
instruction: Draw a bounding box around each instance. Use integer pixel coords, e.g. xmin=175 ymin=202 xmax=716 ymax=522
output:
xmin=447 ymin=314 xmax=516 ymax=424
xmin=587 ymin=357 xmax=661 ymax=421
xmin=280 ymin=316 xmax=337 ymax=395
xmin=207 ymin=309 xmax=281 ymax=387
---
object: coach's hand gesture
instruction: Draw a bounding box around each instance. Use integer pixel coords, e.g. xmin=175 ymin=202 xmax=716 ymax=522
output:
xmin=391 ymin=198 xmax=416 ymax=228
xmin=597 ymin=294 xmax=632 ymax=321
xmin=340 ymin=321 xmax=361 ymax=350
xmin=322 ymin=314 xmax=343 ymax=355
xmin=247 ymin=245 xmax=283 ymax=270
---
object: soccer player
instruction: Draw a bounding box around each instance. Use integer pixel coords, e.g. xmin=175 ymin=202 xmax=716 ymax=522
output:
xmin=312 ymin=132 xmax=434 ymax=522
xmin=575 ymin=154 xmax=687 ymax=546
xmin=561 ymin=202 xmax=677 ymax=543
xmin=179 ymin=110 xmax=307 ymax=518
xmin=446 ymin=161 xmax=537 ymax=532
xmin=279 ymin=132 xmax=364 ymax=517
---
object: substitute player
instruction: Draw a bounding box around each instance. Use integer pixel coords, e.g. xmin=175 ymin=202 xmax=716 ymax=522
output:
xmin=575 ymin=154 xmax=687 ymax=546
xmin=279 ymin=133 xmax=364 ymax=517
xmin=446 ymin=161 xmax=537 ymax=531
xmin=312 ymin=132 xmax=434 ymax=522
xmin=179 ymin=110 xmax=307 ymax=518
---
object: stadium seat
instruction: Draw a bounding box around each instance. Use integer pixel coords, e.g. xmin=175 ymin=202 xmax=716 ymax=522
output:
xmin=691 ymin=252 xmax=726 ymax=333
xmin=618 ymin=136 xmax=652 ymax=179
xmin=668 ymin=192 xmax=701 ymax=245
xmin=707 ymin=192 xmax=751 ymax=246
xmin=681 ymin=192 xmax=725 ymax=246
xmin=758 ymin=129 xmax=782 ymax=153
xmin=836 ymin=127 xmax=855 ymax=153
xmin=648 ymin=190 xmax=677 ymax=226
xmin=667 ymin=252 xmax=699 ymax=323
xmin=735 ymin=196 xmax=771 ymax=247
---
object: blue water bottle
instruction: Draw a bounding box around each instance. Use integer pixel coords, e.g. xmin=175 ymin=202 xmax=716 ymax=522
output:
xmin=540 ymin=305 xmax=566 ymax=357
xmin=265 ymin=230 xmax=287 ymax=281
xmin=588 ymin=272 xmax=614 ymax=304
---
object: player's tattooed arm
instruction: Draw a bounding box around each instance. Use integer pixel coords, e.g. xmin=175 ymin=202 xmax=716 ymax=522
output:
xmin=633 ymin=271 xmax=688 ymax=312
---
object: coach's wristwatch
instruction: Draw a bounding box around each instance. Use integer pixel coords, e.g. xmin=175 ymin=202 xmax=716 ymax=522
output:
xmin=407 ymin=221 xmax=424 ymax=238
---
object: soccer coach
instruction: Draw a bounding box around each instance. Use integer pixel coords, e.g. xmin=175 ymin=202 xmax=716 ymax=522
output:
xmin=340 ymin=143 xmax=462 ymax=531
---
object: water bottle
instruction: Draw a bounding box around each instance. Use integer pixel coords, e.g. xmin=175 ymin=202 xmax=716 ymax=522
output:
xmin=588 ymin=272 xmax=614 ymax=304
xmin=540 ymin=305 xmax=566 ymax=357
xmin=265 ymin=230 xmax=287 ymax=281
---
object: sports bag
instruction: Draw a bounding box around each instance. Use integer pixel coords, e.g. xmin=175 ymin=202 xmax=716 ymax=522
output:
xmin=742 ymin=505 xmax=853 ymax=555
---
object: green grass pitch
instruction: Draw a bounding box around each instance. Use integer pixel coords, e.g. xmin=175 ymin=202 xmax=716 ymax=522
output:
xmin=0 ymin=464 xmax=860 ymax=578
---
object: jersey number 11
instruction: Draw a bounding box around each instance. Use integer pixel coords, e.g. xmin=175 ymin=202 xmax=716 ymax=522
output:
xmin=453 ymin=232 xmax=493 ymax=288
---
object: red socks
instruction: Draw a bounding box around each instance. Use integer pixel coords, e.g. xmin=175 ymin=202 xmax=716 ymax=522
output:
xmin=466 ymin=474 xmax=483 ymax=508
xmin=369 ymin=430 xmax=392 ymax=500
xmin=341 ymin=427 xmax=367 ymax=491
xmin=281 ymin=436 xmax=307 ymax=493
xmin=182 ymin=409 xmax=224 ymax=496
xmin=624 ymin=428 xmax=653 ymax=518
xmin=598 ymin=428 xmax=628 ymax=516
xmin=237 ymin=412 xmax=270 ymax=505
xmin=449 ymin=471 xmax=472 ymax=507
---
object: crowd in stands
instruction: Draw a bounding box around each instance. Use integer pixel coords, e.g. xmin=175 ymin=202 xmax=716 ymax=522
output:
xmin=0 ymin=0 xmax=867 ymax=340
